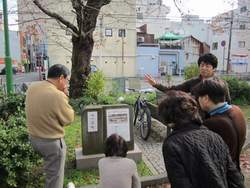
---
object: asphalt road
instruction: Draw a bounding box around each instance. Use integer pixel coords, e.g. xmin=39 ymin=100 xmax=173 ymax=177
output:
xmin=1 ymin=72 xmax=41 ymax=84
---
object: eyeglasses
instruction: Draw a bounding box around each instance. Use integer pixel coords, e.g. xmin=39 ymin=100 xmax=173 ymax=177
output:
xmin=200 ymin=63 xmax=212 ymax=68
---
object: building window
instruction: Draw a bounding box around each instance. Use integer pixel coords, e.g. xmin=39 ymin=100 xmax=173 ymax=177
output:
xmin=27 ymin=16 xmax=30 ymax=20
xmin=21 ymin=16 xmax=24 ymax=19
xmin=119 ymin=29 xmax=125 ymax=37
xmin=212 ymin=42 xmax=218 ymax=50
xmin=240 ymin=6 xmax=247 ymax=13
xmin=240 ymin=24 xmax=246 ymax=30
xmin=105 ymin=29 xmax=112 ymax=37
xmin=238 ymin=41 xmax=245 ymax=48
xmin=137 ymin=13 xmax=143 ymax=19
xmin=66 ymin=30 xmax=72 ymax=36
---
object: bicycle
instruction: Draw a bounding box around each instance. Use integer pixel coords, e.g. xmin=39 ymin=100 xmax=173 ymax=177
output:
xmin=128 ymin=89 xmax=152 ymax=140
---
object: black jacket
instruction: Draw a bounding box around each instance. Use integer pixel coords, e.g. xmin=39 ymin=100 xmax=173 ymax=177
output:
xmin=162 ymin=124 xmax=244 ymax=188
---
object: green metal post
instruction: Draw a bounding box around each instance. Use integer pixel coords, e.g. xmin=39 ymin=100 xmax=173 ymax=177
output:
xmin=2 ymin=0 xmax=14 ymax=93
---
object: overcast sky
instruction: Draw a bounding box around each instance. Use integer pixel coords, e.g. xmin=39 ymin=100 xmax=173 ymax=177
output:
xmin=163 ymin=0 xmax=237 ymax=21
xmin=0 ymin=0 xmax=238 ymax=30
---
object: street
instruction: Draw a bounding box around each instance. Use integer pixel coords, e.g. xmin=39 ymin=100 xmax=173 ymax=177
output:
xmin=1 ymin=72 xmax=40 ymax=84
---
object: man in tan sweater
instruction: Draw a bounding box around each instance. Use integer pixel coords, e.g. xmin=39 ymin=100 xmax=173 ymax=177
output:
xmin=26 ymin=64 xmax=74 ymax=188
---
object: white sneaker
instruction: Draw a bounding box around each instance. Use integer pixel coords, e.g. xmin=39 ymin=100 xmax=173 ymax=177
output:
xmin=67 ymin=182 xmax=75 ymax=188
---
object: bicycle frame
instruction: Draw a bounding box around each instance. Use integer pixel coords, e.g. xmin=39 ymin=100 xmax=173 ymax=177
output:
xmin=136 ymin=96 xmax=146 ymax=121
xmin=128 ymin=88 xmax=152 ymax=140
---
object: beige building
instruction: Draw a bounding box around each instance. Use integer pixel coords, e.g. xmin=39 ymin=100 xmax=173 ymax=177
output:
xmin=17 ymin=0 xmax=47 ymax=42
xmin=211 ymin=0 xmax=250 ymax=73
xmin=46 ymin=0 xmax=137 ymax=77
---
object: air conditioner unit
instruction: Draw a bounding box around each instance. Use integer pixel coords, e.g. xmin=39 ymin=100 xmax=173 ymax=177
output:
xmin=160 ymin=66 xmax=167 ymax=73
xmin=137 ymin=36 xmax=145 ymax=42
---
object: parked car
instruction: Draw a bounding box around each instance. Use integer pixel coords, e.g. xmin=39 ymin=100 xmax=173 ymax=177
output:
xmin=91 ymin=65 xmax=98 ymax=73
xmin=0 ymin=67 xmax=18 ymax=75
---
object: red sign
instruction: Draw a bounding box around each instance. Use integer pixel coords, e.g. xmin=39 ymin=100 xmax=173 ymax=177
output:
xmin=29 ymin=28 xmax=37 ymax=36
xmin=231 ymin=54 xmax=249 ymax=65
xmin=23 ymin=53 xmax=26 ymax=61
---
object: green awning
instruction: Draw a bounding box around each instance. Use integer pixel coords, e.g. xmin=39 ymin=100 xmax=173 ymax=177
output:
xmin=157 ymin=31 xmax=181 ymax=40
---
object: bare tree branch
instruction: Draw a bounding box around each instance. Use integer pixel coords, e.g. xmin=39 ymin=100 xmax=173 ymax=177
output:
xmin=32 ymin=0 xmax=79 ymax=36
xmin=55 ymin=19 xmax=79 ymax=37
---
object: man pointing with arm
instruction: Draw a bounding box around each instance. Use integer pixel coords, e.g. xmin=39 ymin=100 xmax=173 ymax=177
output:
xmin=144 ymin=53 xmax=231 ymax=120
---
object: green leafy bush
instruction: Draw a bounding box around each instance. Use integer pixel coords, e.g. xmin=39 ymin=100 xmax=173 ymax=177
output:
xmin=163 ymin=73 xmax=172 ymax=85
xmin=69 ymin=97 xmax=97 ymax=115
xmin=222 ymin=77 xmax=250 ymax=105
xmin=97 ymin=95 xmax=117 ymax=104
xmin=83 ymin=71 xmax=108 ymax=99
xmin=0 ymin=92 xmax=42 ymax=187
xmin=0 ymin=92 xmax=26 ymax=121
xmin=107 ymin=80 xmax=123 ymax=98
xmin=184 ymin=63 xmax=200 ymax=80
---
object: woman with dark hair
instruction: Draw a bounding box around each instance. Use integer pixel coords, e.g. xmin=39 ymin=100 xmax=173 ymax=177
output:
xmin=98 ymin=134 xmax=141 ymax=188
xmin=158 ymin=90 xmax=244 ymax=188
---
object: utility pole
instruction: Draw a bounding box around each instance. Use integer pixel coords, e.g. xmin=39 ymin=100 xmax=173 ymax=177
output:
xmin=122 ymin=36 xmax=124 ymax=76
xmin=226 ymin=9 xmax=233 ymax=74
xmin=2 ymin=0 xmax=14 ymax=93
xmin=99 ymin=16 xmax=103 ymax=70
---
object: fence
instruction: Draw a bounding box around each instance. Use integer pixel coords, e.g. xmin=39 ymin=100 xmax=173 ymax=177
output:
xmin=218 ymin=72 xmax=250 ymax=81
xmin=0 ymin=82 xmax=31 ymax=94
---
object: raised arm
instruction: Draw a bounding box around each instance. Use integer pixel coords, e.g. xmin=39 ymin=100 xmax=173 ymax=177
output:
xmin=144 ymin=74 xmax=156 ymax=86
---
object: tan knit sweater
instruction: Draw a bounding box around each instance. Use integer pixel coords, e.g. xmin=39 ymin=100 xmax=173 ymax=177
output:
xmin=26 ymin=81 xmax=74 ymax=140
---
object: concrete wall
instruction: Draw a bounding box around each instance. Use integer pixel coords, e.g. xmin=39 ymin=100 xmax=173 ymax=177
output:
xmin=159 ymin=49 xmax=184 ymax=75
xmin=0 ymin=30 xmax=21 ymax=65
xmin=137 ymin=46 xmax=160 ymax=77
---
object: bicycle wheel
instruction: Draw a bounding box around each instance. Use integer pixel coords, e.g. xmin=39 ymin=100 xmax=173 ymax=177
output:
xmin=133 ymin=102 xmax=139 ymax=125
xmin=140 ymin=107 xmax=151 ymax=140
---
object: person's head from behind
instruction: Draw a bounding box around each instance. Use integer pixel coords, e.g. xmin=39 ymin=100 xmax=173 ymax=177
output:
xmin=47 ymin=64 xmax=70 ymax=90
xmin=195 ymin=77 xmax=228 ymax=111
xmin=104 ymin=134 xmax=128 ymax=157
xmin=198 ymin=53 xmax=217 ymax=79
xmin=158 ymin=90 xmax=202 ymax=130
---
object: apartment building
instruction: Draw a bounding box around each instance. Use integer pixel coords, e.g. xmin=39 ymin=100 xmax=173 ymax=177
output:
xmin=136 ymin=0 xmax=171 ymax=39
xmin=211 ymin=0 xmax=250 ymax=73
xmin=17 ymin=0 xmax=48 ymax=71
xmin=170 ymin=14 xmax=212 ymax=45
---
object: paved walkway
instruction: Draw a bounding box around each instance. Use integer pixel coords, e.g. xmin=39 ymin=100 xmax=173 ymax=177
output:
xmin=134 ymin=126 xmax=166 ymax=175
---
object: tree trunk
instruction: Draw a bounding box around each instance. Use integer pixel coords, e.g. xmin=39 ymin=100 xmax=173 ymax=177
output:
xmin=68 ymin=0 xmax=111 ymax=99
xmin=69 ymin=34 xmax=93 ymax=99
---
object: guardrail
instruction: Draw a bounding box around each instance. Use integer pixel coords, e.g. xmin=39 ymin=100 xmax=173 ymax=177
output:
xmin=0 ymin=83 xmax=31 ymax=94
